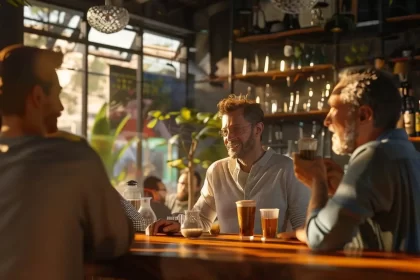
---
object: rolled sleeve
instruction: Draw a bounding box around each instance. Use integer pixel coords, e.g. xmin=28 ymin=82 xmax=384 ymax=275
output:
xmin=306 ymin=144 xmax=393 ymax=251
xmin=193 ymin=164 xmax=217 ymax=232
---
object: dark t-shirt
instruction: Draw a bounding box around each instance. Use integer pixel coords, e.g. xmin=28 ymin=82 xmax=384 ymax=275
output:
xmin=0 ymin=136 xmax=133 ymax=280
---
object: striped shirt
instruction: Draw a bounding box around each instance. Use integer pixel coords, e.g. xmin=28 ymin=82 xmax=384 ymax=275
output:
xmin=194 ymin=148 xmax=310 ymax=234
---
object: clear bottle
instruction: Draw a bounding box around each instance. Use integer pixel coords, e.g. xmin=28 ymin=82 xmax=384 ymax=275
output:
xmin=122 ymin=180 xmax=141 ymax=211
xmin=181 ymin=210 xmax=203 ymax=238
xmin=138 ymin=197 xmax=157 ymax=231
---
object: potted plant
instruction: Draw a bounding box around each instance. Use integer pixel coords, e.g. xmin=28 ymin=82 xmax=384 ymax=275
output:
xmin=147 ymin=107 xmax=225 ymax=210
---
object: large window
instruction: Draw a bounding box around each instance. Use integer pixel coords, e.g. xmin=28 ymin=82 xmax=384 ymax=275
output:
xmin=24 ymin=1 xmax=186 ymax=187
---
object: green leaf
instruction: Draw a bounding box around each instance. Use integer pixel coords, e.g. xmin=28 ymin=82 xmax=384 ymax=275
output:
xmin=167 ymin=158 xmax=187 ymax=169
xmin=148 ymin=110 xmax=162 ymax=118
xmin=91 ymin=103 xmax=110 ymax=135
xmin=193 ymin=158 xmax=201 ymax=164
xmin=147 ymin=118 xmax=158 ymax=128
xmin=201 ymin=160 xmax=212 ymax=169
xmin=175 ymin=115 xmax=190 ymax=125
xmin=168 ymin=134 xmax=180 ymax=144
xmin=113 ymin=114 xmax=130 ymax=139
xmin=196 ymin=112 xmax=212 ymax=121
xmin=195 ymin=126 xmax=220 ymax=140
xmin=112 ymin=136 xmax=139 ymax=169
xmin=180 ymin=107 xmax=192 ymax=121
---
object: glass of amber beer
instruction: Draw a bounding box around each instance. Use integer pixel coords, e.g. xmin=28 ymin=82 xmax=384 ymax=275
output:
xmin=260 ymin=208 xmax=279 ymax=241
xmin=236 ymin=200 xmax=256 ymax=240
xmin=297 ymin=137 xmax=317 ymax=160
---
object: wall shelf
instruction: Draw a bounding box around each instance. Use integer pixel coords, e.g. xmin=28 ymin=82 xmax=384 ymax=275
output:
xmin=409 ymin=137 xmax=420 ymax=143
xmin=236 ymin=27 xmax=324 ymax=44
xmin=386 ymin=14 xmax=420 ymax=23
xmin=264 ymin=110 xmax=329 ymax=123
xmin=236 ymin=64 xmax=333 ymax=81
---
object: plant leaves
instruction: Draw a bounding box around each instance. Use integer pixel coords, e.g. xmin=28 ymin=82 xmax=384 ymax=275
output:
xmin=167 ymin=158 xmax=187 ymax=169
xmin=113 ymin=114 xmax=130 ymax=139
xmin=148 ymin=110 xmax=162 ymax=118
xmin=147 ymin=118 xmax=158 ymax=128
xmin=196 ymin=112 xmax=212 ymax=121
xmin=180 ymin=107 xmax=192 ymax=121
xmin=168 ymin=134 xmax=180 ymax=144
xmin=195 ymin=126 xmax=220 ymax=140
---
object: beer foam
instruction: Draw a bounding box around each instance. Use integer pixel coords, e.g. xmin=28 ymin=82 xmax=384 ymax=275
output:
xmin=236 ymin=200 xmax=256 ymax=207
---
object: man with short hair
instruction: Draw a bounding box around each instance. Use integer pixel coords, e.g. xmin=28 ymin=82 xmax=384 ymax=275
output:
xmin=293 ymin=67 xmax=420 ymax=252
xmin=165 ymin=169 xmax=202 ymax=214
xmin=147 ymin=96 xmax=310 ymax=235
xmin=0 ymin=45 xmax=133 ymax=280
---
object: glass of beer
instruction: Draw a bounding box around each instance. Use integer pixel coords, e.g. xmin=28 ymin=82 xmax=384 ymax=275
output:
xmin=260 ymin=208 xmax=279 ymax=241
xmin=236 ymin=200 xmax=256 ymax=240
xmin=297 ymin=137 xmax=318 ymax=160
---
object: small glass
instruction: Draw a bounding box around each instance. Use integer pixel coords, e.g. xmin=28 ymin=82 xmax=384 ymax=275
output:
xmin=297 ymin=137 xmax=318 ymax=160
xmin=260 ymin=208 xmax=279 ymax=241
xmin=181 ymin=210 xmax=203 ymax=238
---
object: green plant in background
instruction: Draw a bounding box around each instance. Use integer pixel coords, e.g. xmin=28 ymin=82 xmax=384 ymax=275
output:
xmin=3 ymin=0 xmax=31 ymax=6
xmin=147 ymin=107 xmax=226 ymax=210
xmin=344 ymin=43 xmax=370 ymax=65
xmin=90 ymin=103 xmax=138 ymax=185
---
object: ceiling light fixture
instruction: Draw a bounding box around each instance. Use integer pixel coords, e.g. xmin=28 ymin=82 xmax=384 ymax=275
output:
xmin=87 ymin=0 xmax=130 ymax=34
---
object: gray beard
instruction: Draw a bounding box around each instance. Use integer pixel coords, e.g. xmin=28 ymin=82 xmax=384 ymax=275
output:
xmin=331 ymin=119 xmax=357 ymax=155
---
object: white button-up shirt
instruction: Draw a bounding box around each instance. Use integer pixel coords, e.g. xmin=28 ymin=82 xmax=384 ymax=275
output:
xmin=194 ymin=148 xmax=310 ymax=234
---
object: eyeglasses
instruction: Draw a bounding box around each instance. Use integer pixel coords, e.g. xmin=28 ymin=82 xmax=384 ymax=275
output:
xmin=219 ymin=124 xmax=252 ymax=137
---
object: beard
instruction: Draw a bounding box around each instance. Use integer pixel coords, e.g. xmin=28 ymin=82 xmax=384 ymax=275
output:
xmin=226 ymin=134 xmax=256 ymax=159
xmin=331 ymin=118 xmax=358 ymax=156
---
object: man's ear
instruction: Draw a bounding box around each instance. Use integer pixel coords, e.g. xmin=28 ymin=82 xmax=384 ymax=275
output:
xmin=28 ymin=85 xmax=45 ymax=109
xmin=255 ymin=122 xmax=264 ymax=138
xmin=358 ymin=105 xmax=373 ymax=123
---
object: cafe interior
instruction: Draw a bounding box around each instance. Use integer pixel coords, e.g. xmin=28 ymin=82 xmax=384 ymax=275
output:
xmin=2 ymin=0 xmax=420 ymax=279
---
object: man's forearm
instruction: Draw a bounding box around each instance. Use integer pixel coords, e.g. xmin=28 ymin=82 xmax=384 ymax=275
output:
xmin=306 ymin=177 xmax=329 ymax=222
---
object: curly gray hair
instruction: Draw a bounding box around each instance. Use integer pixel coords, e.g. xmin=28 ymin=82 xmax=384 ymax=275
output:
xmin=333 ymin=67 xmax=401 ymax=130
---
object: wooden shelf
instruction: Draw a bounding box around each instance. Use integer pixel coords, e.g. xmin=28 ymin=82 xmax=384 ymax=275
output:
xmin=390 ymin=56 xmax=420 ymax=63
xmin=264 ymin=110 xmax=329 ymax=123
xmin=386 ymin=14 xmax=420 ymax=23
xmin=409 ymin=137 xmax=420 ymax=143
xmin=236 ymin=27 xmax=324 ymax=44
xmin=235 ymin=64 xmax=334 ymax=80
xmin=195 ymin=76 xmax=228 ymax=83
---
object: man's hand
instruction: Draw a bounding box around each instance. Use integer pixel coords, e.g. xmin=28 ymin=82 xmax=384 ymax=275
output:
xmin=293 ymin=153 xmax=327 ymax=188
xmin=324 ymin=158 xmax=344 ymax=195
xmin=277 ymin=227 xmax=307 ymax=243
xmin=145 ymin=219 xmax=181 ymax=236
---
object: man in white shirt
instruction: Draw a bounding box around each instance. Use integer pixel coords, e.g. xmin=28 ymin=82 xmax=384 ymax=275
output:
xmin=147 ymin=95 xmax=310 ymax=235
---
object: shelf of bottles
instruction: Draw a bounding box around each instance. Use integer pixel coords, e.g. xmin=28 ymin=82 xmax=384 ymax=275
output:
xmin=397 ymin=75 xmax=420 ymax=140
xmin=256 ymin=77 xmax=333 ymax=158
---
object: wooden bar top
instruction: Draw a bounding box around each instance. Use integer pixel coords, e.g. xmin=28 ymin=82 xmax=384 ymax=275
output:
xmin=85 ymin=233 xmax=420 ymax=280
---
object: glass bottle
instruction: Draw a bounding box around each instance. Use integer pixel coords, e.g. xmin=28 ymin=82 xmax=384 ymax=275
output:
xmin=123 ymin=180 xmax=141 ymax=211
xmin=181 ymin=210 xmax=203 ymax=238
xmin=138 ymin=197 xmax=157 ymax=231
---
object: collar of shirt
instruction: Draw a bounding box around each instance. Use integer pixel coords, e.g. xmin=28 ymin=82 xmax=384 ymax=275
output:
xmin=349 ymin=128 xmax=412 ymax=163
xmin=227 ymin=148 xmax=274 ymax=187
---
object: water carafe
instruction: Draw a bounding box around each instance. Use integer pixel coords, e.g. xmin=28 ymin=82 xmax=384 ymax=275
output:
xmin=138 ymin=197 xmax=157 ymax=231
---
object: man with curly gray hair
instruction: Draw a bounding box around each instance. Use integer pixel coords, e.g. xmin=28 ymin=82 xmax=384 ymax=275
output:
xmin=293 ymin=67 xmax=420 ymax=253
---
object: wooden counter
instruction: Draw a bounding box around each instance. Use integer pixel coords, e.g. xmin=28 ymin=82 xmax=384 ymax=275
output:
xmin=85 ymin=233 xmax=420 ymax=280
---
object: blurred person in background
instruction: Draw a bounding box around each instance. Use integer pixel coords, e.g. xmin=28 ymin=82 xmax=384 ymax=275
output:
xmin=165 ymin=169 xmax=202 ymax=214
xmin=143 ymin=176 xmax=171 ymax=219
